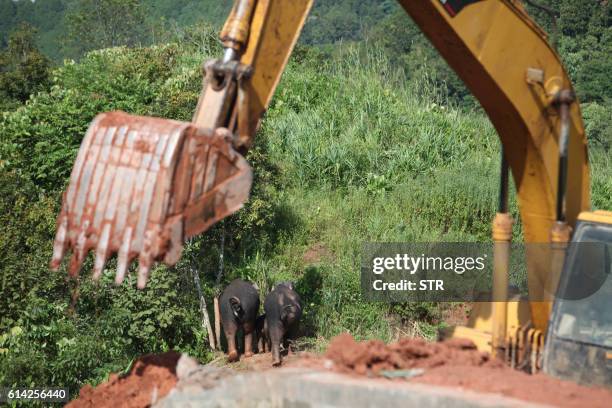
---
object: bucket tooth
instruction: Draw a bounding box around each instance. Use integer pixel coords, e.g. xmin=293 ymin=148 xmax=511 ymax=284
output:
xmin=69 ymin=220 xmax=91 ymax=277
xmin=92 ymin=223 xmax=111 ymax=280
xmin=137 ymin=249 xmax=153 ymax=290
xmin=50 ymin=214 xmax=69 ymax=271
xmin=115 ymin=227 xmax=133 ymax=285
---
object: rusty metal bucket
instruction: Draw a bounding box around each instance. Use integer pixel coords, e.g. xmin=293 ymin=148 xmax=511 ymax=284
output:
xmin=50 ymin=111 xmax=252 ymax=288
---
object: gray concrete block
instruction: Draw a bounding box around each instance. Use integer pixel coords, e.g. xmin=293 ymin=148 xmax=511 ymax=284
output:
xmin=155 ymin=367 xmax=550 ymax=408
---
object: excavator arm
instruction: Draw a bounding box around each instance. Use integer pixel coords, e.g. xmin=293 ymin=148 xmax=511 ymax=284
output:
xmin=220 ymin=0 xmax=592 ymax=337
xmin=52 ymin=0 xmax=592 ymax=356
xmin=396 ymin=1 xmax=590 ymax=333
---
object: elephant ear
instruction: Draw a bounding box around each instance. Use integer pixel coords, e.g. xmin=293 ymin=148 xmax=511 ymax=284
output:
xmin=229 ymin=296 xmax=243 ymax=318
xmin=281 ymin=304 xmax=296 ymax=322
xmin=278 ymin=281 xmax=294 ymax=291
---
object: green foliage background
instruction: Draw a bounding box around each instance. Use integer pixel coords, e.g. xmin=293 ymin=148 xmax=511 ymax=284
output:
xmin=0 ymin=0 xmax=610 ymax=398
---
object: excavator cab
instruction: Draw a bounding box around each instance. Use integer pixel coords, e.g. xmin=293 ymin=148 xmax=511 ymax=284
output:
xmin=543 ymin=211 xmax=612 ymax=386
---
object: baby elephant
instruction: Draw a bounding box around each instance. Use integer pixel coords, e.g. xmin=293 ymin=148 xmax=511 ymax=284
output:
xmin=219 ymin=279 xmax=260 ymax=362
xmin=264 ymin=282 xmax=302 ymax=366
xmin=256 ymin=314 xmax=268 ymax=353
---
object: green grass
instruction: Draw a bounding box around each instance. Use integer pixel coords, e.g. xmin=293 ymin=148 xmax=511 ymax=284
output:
xmin=222 ymin=48 xmax=526 ymax=345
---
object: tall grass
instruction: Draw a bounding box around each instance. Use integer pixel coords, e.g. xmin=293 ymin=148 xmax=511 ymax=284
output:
xmin=235 ymin=46 xmax=527 ymax=343
xmin=591 ymin=149 xmax=612 ymax=211
xmin=264 ymin=48 xmax=499 ymax=190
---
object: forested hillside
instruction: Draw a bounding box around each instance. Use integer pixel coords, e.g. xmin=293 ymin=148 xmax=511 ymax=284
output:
xmin=0 ymin=0 xmax=610 ymax=397
xmin=1 ymin=0 xmax=610 ymax=109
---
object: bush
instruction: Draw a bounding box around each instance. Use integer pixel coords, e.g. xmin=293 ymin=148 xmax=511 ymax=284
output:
xmin=0 ymin=26 xmax=282 ymax=392
xmin=583 ymin=102 xmax=612 ymax=151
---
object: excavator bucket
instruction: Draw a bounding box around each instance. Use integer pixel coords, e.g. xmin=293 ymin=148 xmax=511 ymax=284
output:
xmin=50 ymin=111 xmax=252 ymax=288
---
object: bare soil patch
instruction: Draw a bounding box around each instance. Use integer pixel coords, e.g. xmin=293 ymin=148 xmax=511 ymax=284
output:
xmin=66 ymin=351 xmax=180 ymax=408
xmin=440 ymin=302 xmax=471 ymax=327
xmin=303 ymin=242 xmax=332 ymax=264
xmin=212 ymin=349 xmax=306 ymax=371
xmin=323 ymin=333 xmax=612 ymax=408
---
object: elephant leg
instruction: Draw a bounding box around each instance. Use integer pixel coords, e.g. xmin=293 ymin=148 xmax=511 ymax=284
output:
xmin=224 ymin=320 xmax=239 ymax=362
xmin=269 ymin=325 xmax=284 ymax=366
xmin=243 ymin=322 xmax=255 ymax=358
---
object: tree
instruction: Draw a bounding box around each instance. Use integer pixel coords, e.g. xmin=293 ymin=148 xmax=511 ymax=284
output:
xmin=0 ymin=0 xmax=17 ymax=48
xmin=66 ymin=0 xmax=146 ymax=55
xmin=0 ymin=23 xmax=51 ymax=109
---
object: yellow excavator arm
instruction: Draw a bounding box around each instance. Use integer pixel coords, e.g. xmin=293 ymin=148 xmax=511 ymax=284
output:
xmin=398 ymin=0 xmax=591 ymax=331
xmin=208 ymin=0 xmax=592 ymax=259
xmin=52 ymin=0 xmax=604 ymax=378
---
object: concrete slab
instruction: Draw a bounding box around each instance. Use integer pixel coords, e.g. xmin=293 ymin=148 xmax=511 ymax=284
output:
xmin=155 ymin=366 xmax=551 ymax=408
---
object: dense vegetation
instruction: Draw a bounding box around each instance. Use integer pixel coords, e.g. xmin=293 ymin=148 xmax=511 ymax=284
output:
xmin=0 ymin=0 xmax=610 ymax=397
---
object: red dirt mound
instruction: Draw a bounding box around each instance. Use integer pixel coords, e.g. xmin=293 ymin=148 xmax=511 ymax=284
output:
xmin=324 ymin=333 xmax=612 ymax=408
xmin=325 ymin=333 xmax=499 ymax=375
xmin=416 ymin=365 xmax=612 ymax=408
xmin=67 ymin=351 xmax=180 ymax=408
